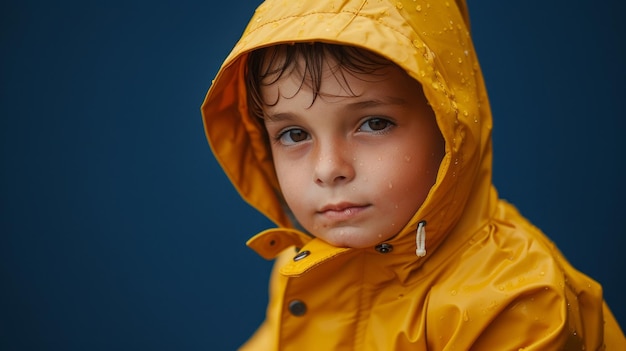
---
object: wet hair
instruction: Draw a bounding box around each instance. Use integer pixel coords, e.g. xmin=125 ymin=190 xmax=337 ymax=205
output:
xmin=245 ymin=42 xmax=394 ymax=119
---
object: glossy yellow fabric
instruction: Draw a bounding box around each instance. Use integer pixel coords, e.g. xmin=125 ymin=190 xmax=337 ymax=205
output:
xmin=201 ymin=0 xmax=626 ymax=349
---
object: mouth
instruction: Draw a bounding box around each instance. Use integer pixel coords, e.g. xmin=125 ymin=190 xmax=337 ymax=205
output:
xmin=318 ymin=202 xmax=370 ymax=221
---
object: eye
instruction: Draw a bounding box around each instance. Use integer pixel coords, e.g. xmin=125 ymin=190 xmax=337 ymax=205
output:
xmin=276 ymin=128 xmax=310 ymax=145
xmin=358 ymin=117 xmax=394 ymax=133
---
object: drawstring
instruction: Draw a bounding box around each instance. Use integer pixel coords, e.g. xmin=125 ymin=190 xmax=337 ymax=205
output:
xmin=416 ymin=220 xmax=427 ymax=257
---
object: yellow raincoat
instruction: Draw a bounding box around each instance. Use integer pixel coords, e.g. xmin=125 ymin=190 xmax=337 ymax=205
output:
xmin=201 ymin=0 xmax=626 ymax=349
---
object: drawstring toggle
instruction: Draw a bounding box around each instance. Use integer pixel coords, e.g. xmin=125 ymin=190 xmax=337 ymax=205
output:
xmin=416 ymin=220 xmax=427 ymax=257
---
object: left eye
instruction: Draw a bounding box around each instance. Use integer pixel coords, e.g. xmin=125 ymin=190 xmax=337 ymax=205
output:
xmin=358 ymin=118 xmax=394 ymax=133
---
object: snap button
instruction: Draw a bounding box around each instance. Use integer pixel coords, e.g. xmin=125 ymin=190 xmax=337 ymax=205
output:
xmin=288 ymin=300 xmax=307 ymax=316
xmin=375 ymin=243 xmax=393 ymax=254
xmin=293 ymin=250 xmax=310 ymax=261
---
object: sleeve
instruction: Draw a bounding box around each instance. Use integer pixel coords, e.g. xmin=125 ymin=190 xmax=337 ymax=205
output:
xmin=425 ymin=214 xmax=615 ymax=350
xmin=601 ymin=302 xmax=626 ymax=350
xmin=427 ymin=281 xmax=573 ymax=350
xmin=238 ymin=249 xmax=293 ymax=351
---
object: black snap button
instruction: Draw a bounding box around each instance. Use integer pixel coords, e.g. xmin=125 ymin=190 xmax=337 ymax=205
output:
xmin=375 ymin=243 xmax=393 ymax=254
xmin=293 ymin=250 xmax=310 ymax=261
xmin=288 ymin=300 xmax=307 ymax=316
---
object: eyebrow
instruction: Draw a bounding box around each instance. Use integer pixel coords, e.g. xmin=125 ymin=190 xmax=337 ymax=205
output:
xmin=263 ymin=112 xmax=295 ymax=123
xmin=263 ymin=96 xmax=407 ymax=122
xmin=345 ymin=96 xmax=407 ymax=109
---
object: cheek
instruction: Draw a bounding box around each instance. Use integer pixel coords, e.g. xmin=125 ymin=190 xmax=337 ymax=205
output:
xmin=384 ymin=143 xmax=440 ymax=199
xmin=274 ymin=158 xmax=306 ymax=206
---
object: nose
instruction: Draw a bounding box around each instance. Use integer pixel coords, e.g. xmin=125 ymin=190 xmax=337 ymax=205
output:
xmin=313 ymin=140 xmax=355 ymax=186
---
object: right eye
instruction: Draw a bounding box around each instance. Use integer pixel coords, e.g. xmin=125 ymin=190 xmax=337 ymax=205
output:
xmin=277 ymin=128 xmax=310 ymax=145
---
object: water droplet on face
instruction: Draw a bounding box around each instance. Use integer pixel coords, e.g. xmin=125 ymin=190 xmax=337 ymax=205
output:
xmin=404 ymin=155 xmax=412 ymax=162
xmin=396 ymin=2 xmax=403 ymax=9
xmin=415 ymin=5 xmax=422 ymax=11
xmin=450 ymin=289 xmax=457 ymax=296
xmin=388 ymin=182 xmax=393 ymax=189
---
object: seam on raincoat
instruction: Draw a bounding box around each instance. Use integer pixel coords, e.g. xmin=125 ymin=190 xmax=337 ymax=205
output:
xmin=245 ymin=10 xmax=417 ymax=49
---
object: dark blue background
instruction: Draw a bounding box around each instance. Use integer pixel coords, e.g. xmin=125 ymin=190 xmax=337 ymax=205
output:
xmin=2 ymin=1 xmax=624 ymax=349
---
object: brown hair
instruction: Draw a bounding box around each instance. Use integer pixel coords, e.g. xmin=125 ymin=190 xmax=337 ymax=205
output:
xmin=245 ymin=42 xmax=394 ymax=119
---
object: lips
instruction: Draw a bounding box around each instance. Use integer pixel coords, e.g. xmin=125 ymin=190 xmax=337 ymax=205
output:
xmin=318 ymin=202 xmax=370 ymax=221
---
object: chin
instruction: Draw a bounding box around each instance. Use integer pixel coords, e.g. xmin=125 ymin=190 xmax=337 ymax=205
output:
xmin=323 ymin=234 xmax=382 ymax=249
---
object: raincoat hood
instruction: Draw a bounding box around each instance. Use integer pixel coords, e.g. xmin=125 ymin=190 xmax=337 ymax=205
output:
xmin=202 ymin=0 xmax=494 ymax=260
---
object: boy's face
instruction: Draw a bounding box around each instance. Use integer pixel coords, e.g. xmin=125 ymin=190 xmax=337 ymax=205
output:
xmin=261 ymin=57 xmax=444 ymax=248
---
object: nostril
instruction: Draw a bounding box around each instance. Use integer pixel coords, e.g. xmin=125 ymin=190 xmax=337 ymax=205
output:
xmin=316 ymin=175 xmax=347 ymax=185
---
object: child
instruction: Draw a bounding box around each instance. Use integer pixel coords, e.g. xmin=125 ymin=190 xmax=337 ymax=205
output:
xmin=201 ymin=0 xmax=626 ymax=349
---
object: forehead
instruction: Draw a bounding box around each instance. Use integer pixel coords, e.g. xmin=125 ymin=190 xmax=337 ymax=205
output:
xmin=260 ymin=55 xmax=422 ymax=108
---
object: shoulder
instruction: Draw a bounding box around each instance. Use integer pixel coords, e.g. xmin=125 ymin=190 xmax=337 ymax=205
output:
xmin=423 ymin=201 xmax=605 ymax=349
